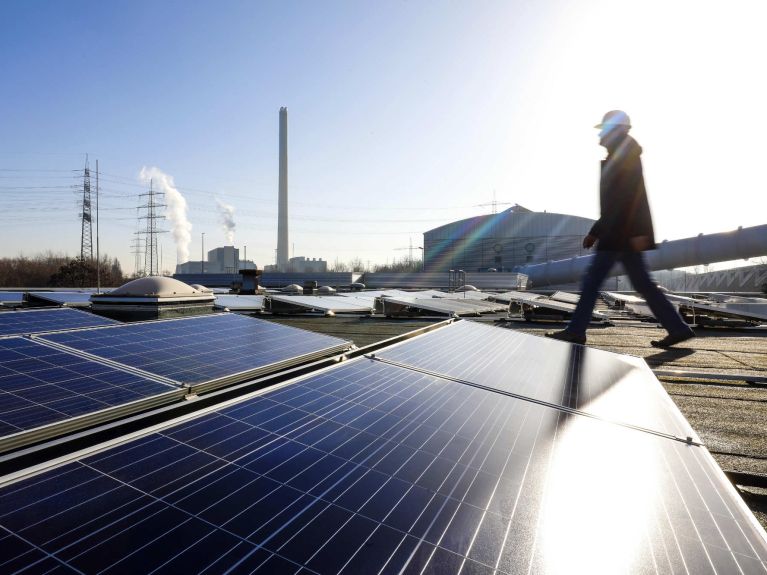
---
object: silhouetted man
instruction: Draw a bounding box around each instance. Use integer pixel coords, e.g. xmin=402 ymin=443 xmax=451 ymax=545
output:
xmin=546 ymin=110 xmax=695 ymax=348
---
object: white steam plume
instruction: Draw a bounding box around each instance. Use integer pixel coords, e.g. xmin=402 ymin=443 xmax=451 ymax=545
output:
xmin=139 ymin=166 xmax=193 ymax=263
xmin=216 ymin=199 xmax=236 ymax=244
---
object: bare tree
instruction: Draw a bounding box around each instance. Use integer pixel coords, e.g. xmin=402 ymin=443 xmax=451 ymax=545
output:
xmin=330 ymin=259 xmax=349 ymax=272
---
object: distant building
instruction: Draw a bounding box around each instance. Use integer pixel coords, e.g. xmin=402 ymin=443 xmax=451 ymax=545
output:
xmin=264 ymin=256 xmax=327 ymax=273
xmin=423 ymin=205 xmax=595 ymax=272
xmin=175 ymin=246 xmax=256 ymax=274
xmin=288 ymin=257 xmax=327 ymax=273
xmin=208 ymin=247 xmax=238 ymax=273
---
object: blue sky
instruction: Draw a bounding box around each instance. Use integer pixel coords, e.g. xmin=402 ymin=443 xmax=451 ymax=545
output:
xmin=2 ymin=0 xmax=766 ymax=274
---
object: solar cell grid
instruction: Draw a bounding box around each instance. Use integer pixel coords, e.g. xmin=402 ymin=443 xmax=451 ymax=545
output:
xmin=0 ymin=337 xmax=178 ymax=440
xmin=1 ymin=354 xmax=765 ymax=573
xmin=39 ymin=313 xmax=350 ymax=387
xmin=0 ymin=307 xmax=117 ymax=338
xmin=376 ymin=319 xmax=697 ymax=440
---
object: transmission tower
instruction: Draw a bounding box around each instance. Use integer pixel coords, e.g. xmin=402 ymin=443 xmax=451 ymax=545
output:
xmin=130 ymin=209 xmax=144 ymax=277
xmin=79 ymin=158 xmax=94 ymax=261
xmin=137 ymin=180 xmax=167 ymax=276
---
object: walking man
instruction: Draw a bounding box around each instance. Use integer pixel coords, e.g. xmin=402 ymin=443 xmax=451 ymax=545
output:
xmin=546 ymin=110 xmax=695 ymax=348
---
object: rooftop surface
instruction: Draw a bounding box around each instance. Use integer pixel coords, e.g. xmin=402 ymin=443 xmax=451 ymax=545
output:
xmin=264 ymin=312 xmax=767 ymax=530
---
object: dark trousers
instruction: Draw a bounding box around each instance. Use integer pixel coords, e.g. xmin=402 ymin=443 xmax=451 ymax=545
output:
xmin=567 ymin=250 xmax=691 ymax=336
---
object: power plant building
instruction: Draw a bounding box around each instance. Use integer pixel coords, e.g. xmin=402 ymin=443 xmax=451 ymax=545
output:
xmin=175 ymin=246 xmax=255 ymax=274
xmin=423 ymin=205 xmax=595 ymax=273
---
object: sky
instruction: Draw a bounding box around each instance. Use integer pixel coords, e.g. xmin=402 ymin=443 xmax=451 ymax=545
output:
xmin=1 ymin=0 xmax=766 ymax=275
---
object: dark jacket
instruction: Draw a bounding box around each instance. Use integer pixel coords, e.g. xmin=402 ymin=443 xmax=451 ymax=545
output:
xmin=588 ymin=134 xmax=656 ymax=251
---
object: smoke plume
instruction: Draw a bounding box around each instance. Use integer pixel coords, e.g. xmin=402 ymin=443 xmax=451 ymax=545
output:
xmin=216 ymin=199 xmax=236 ymax=244
xmin=139 ymin=167 xmax=193 ymax=263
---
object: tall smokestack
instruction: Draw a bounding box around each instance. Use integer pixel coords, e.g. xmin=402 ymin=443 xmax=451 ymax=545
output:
xmin=277 ymin=107 xmax=289 ymax=271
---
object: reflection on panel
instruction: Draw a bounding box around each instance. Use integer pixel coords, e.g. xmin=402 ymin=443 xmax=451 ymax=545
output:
xmin=0 ymin=357 xmax=764 ymax=573
xmin=377 ymin=320 xmax=696 ymax=439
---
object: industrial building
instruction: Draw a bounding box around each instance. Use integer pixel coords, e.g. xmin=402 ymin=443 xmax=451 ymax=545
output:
xmin=423 ymin=204 xmax=594 ymax=273
xmin=175 ymin=246 xmax=256 ymax=274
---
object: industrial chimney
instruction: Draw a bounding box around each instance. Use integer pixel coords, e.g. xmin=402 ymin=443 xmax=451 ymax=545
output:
xmin=277 ymin=107 xmax=289 ymax=271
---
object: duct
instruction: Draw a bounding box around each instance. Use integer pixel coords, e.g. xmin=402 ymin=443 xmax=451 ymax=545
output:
xmin=517 ymin=224 xmax=767 ymax=288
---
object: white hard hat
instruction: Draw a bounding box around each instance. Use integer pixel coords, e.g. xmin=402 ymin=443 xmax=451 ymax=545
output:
xmin=595 ymin=110 xmax=631 ymax=129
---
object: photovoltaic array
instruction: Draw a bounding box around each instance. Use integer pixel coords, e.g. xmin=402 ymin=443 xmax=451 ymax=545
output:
xmin=376 ymin=319 xmax=695 ymax=438
xmin=39 ymin=313 xmax=351 ymax=388
xmin=0 ymin=308 xmax=118 ymax=338
xmin=0 ymin=337 xmax=178 ymax=440
xmin=1 ymin=323 xmax=765 ymax=573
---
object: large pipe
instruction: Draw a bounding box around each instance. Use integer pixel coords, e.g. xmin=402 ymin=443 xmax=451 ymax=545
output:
xmin=517 ymin=224 xmax=767 ymax=287
xmin=277 ymin=107 xmax=289 ymax=271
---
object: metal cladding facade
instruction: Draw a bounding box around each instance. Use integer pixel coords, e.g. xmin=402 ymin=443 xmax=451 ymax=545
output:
xmin=277 ymin=107 xmax=289 ymax=271
xmin=423 ymin=208 xmax=595 ymax=272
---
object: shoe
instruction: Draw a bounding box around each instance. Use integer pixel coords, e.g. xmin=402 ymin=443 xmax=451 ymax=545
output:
xmin=545 ymin=330 xmax=586 ymax=345
xmin=650 ymin=331 xmax=695 ymax=348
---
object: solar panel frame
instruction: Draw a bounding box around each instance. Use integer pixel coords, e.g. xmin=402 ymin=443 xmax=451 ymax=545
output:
xmin=37 ymin=313 xmax=353 ymax=394
xmin=0 ymin=352 xmax=765 ymax=573
xmin=0 ymin=307 xmax=119 ymax=339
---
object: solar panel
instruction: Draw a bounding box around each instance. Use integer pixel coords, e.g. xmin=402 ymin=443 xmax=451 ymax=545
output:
xmin=380 ymin=296 xmax=505 ymax=317
xmin=505 ymin=291 xmax=607 ymax=320
xmin=433 ymin=290 xmax=499 ymax=301
xmin=213 ymin=294 xmax=265 ymax=311
xmin=38 ymin=313 xmax=351 ymax=391
xmin=0 ymin=353 xmax=764 ymax=573
xmin=709 ymin=293 xmax=767 ymax=304
xmin=0 ymin=308 xmax=118 ymax=338
xmin=337 ymin=289 xmax=411 ymax=302
xmin=0 ymin=292 xmax=25 ymax=304
xmin=268 ymin=295 xmax=375 ymax=314
xmin=680 ymin=300 xmax=767 ymax=322
xmin=376 ymin=320 xmax=696 ymax=439
xmin=27 ymin=291 xmax=95 ymax=306
xmin=550 ymin=291 xmax=580 ymax=305
xmin=0 ymin=337 xmax=179 ymax=445
xmin=601 ymin=291 xmax=646 ymax=307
